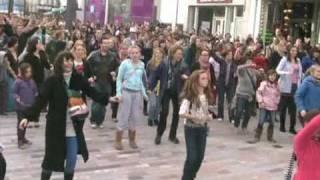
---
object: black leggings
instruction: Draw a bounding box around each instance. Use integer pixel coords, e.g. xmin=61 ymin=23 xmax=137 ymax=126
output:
xmin=0 ymin=152 xmax=6 ymax=180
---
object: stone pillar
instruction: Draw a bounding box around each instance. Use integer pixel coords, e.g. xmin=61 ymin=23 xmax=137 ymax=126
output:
xmin=224 ymin=6 xmax=233 ymax=34
xmin=194 ymin=7 xmax=199 ymax=32
xmin=65 ymin=0 xmax=78 ymax=30
xmin=187 ymin=6 xmax=195 ymax=32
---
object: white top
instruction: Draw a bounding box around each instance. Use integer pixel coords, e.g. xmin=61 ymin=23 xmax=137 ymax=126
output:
xmin=64 ymin=73 xmax=76 ymax=137
xmin=179 ymin=94 xmax=210 ymax=125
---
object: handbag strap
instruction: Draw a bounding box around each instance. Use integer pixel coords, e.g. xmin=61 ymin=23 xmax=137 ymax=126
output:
xmin=285 ymin=152 xmax=296 ymax=180
xmin=245 ymin=69 xmax=257 ymax=90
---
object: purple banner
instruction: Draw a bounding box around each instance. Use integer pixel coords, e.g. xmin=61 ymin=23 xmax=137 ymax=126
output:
xmin=130 ymin=0 xmax=154 ymax=23
xmin=85 ymin=0 xmax=106 ymax=25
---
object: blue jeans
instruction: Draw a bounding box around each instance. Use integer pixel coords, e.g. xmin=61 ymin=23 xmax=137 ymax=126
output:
xmin=148 ymin=92 xmax=160 ymax=121
xmin=182 ymin=125 xmax=207 ymax=180
xmin=90 ymin=82 xmax=110 ymax=125
xmin=65 ymin=137 xmax=78 ymax=173
xmin=258 ymin=109 xmax=276 ymax=126
xmin=234 ymin=95 xmax=252 ymax=129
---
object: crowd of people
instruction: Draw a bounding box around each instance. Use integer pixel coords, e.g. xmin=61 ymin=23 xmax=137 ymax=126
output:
xmin=0 ymin=13 xmax=320 ymax=180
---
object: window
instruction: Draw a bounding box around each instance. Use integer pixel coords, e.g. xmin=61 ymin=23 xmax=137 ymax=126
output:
xmin=236 ymin=6 xmax=244 ymax=17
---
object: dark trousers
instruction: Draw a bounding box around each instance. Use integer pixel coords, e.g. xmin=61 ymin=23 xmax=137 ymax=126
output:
xmin=217 ymin=85 xmax=234 ymax=121
xmin=234 ymin=95 xmax=252 ymax=129
xmin=157 ymin=89 xmax=179 ymax=139
xmin=0 ymin=83 xmax=8 ymax=114
xmin=0 ymin=152 xmax=6 ymax=180
xmin=279 ymin=94 xmax=297 ymax=131
xmin=17 ymin=111 xmax=27 ymax=141
xmin=182 ymin=126 xmax=207 ymax=180
xmin=111 ymin=102 xmax=118 ymax=119
xmin=90 ymin=82 xmax=110 ymax=125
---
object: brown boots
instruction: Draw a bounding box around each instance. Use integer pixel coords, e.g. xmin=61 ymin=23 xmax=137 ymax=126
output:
xmin=114 ymin=130 xmax=123 ymax=150
xmin=251 ymin=124 xmax=263 ymax=143
xmin=114 ymin=130 xmax=138 ymax=150
xmin=251 ymin=124 xmax=276 ymax=144
xmin=267 ymin=125 xmax=276 ymax=143
xmin=129 ymin=130 xmax=138 ymax=149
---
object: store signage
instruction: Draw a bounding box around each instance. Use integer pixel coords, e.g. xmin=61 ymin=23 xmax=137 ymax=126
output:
xmin=198 ymin=0 xmax=232 ymax=3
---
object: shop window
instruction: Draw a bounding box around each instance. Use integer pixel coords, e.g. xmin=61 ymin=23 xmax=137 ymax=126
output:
xmin=236 ymin=6 xmax=243 ymax=17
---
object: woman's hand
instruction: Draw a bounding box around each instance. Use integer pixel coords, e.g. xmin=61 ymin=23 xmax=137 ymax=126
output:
xmin=19 ymin=119 xmax=28 ymax=130
xmin=110 ymin=96 xmax=122 ymax=103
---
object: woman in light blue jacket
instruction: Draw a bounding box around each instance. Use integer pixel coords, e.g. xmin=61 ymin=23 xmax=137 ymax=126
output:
xmin=276 ymin=46 xmax=303 ymax=134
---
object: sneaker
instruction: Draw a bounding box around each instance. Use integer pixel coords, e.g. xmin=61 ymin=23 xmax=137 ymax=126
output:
xmin=98 ymin=124 xmax=104 ymax=129
xmin=112 ymin=118 xmax=118 ymax=123
xmin=231 ymin=120 xmax=235 ymax=124
xmin=217 ymin=118 xmax=223 ymax=122
xmin=169 ymin=137 xmax=180 ymax=144
xmin=18 ymin=141 xmax=28 ymax=149
xmin=90 ymin=123 xmax=97 ymax=129
xmin=34 ymin=122 xmax=40 ymax=128
xmin=154 ymin=119 xmax=159 ymax=126
xmin=155 ymin=135 xmax=161 ymax=145
xmin=280 ymin=128 xmax=286 ymax=133
xmin=148 ymin=119 xmax=154 ymax=127
xmin=289 ymin=129 xmax=297 ymax=135
xmin=23 ymin=139 xmax=32 ymax=145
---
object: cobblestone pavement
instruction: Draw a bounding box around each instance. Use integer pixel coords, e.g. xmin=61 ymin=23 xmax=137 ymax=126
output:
xmin=0 ymin=106 xmax=296 ymax=180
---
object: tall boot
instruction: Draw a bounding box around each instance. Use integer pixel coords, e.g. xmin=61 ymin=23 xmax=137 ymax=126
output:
xmin=251 ymin=124 xmax=263 ymax=144
xmin=41 ymin=169 xmax=52 ymax=180
xmin=114 ymin=130 xmax=123 ymax=150
xmin=129 ymin=130 xmax=138 ymax=149
xmin=267 ymin=125 xmax=277 ymax=143
xmin=64 ymin=172 xmax=74 ymax=180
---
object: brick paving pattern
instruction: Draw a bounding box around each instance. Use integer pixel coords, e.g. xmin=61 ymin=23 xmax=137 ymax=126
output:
xmin=0 ymin=108 xmax=295 ymax=180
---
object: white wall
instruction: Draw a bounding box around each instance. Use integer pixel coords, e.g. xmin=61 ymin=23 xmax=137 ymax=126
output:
xmin=159 ymin=0 xmax=261 ymax=37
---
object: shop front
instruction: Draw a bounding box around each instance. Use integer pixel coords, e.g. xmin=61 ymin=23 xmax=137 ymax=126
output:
xmin=263 ymin=0 xmax=320 ymax=43
xmin=186 ymin=0 xmax=254 ymax=38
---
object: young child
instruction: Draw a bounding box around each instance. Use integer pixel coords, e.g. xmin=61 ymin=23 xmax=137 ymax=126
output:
xmin=13 ymin=63 xmax=38 ymax=149
xmin=253 ymin=69 xmax=280 ymax=143
xmin=179 ymin=70 xmax=214 ymax=180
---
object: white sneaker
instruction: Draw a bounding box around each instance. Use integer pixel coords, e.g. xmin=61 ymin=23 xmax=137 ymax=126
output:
xmin=231 ymin=120 xmax=235 ymax=124
xmin=90 ymin=123 xmax=97 ymax=129
xmin=98 ymin=124 xmax=104 ymax=129
xmin=112 ymin=118 xmax=118 ymax=123
xmin=217 ymin=118 xmax=223 ymax=122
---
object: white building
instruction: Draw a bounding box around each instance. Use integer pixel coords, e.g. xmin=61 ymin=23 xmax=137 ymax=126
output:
xmin=159 ymin=0 xmax=263 ymax=39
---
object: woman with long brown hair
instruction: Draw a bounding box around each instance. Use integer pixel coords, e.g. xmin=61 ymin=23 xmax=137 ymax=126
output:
xmin=276 ymin=46 xmax=303 ymax=134
xmin=179 ymin=70 xmax=213 ymax=180
xmin=146 ymin=48 xmax=164 ymax=126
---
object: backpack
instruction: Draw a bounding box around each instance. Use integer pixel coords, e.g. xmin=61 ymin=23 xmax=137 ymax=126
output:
xmin=0 ymin=51 xmax=8 ymax=84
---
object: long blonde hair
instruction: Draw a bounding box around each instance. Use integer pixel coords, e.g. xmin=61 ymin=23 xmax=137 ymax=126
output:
xmin=149 ymin=48 xmax=164 ymax=70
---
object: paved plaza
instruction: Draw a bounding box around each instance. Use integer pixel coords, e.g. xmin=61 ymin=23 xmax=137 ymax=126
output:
xmin=0 ymin=106 xmax=295 ymax=180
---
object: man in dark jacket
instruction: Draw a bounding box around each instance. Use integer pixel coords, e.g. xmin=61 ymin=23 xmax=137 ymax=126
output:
xmin=87 ymin=36 xmax=118 ymax=128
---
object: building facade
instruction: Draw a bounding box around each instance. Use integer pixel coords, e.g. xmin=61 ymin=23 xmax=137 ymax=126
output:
xmin=159 ymin=0 xmax=320 ymax=44
xmin=159 ymin=0 xmax=262 ymax=39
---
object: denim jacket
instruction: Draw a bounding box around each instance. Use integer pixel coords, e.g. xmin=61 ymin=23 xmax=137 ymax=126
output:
xmin=276 ymin=57 xmax=303 ymax=94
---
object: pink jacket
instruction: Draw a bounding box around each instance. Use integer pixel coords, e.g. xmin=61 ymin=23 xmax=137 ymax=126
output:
xmin=294 ymin=115 xmax=320 ymax=180
xmin=256 ymin=81 xmax=280 ymax=111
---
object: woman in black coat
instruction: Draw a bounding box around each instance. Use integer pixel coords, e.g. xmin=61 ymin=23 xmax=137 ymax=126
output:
xmin=19 ymin=51 xmax=110 ymax=180
xmin=21 ymin=37 xmax=52 ymax=127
